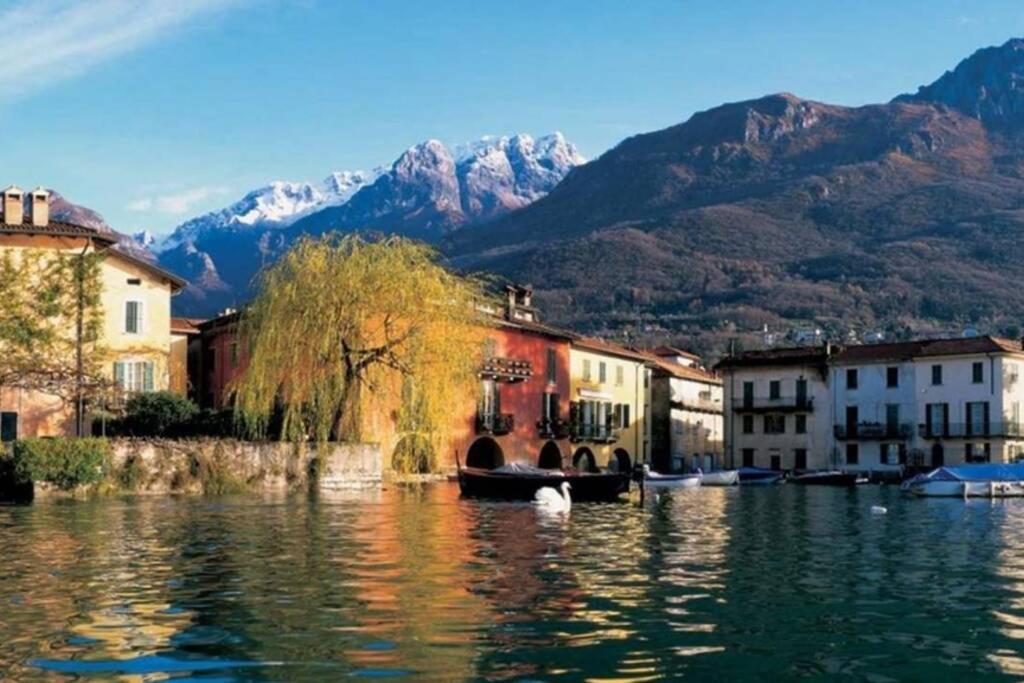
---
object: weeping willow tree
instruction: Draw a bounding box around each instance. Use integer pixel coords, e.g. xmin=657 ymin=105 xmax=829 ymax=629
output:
xmin=232 ymin=235 xmax=490 ymax=469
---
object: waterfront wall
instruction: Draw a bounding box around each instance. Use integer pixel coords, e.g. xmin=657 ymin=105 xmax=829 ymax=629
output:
xmin=35 ymin=438 xmax=382 ymax=497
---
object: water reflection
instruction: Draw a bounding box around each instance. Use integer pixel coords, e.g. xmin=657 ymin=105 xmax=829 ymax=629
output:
xmin=4 ymin=485 xmax=1024 ymax=680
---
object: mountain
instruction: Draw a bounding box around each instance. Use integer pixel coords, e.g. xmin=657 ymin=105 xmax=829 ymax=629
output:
xmin=447 ymin=39 xmax=1024 ymax=353
xmin=38 ymin=190 xmax=154 ymax=262
xmin=159 ymin=133 xmax=584 ymax=313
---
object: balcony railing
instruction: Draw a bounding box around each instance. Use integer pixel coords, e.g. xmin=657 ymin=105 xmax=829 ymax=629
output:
xmin=476 ymin=413 xmax=514 ymax=436
xmin=834 ymin=422 xmax=914 ymax=440
xmin=732 ymin=396 xmax=814 ymax=413
xmin=918 ymin=422 xmax=1024 ymax=439
xmin=569 ymin=423 xmax=619 ymax=443
xmin=537 ymin=417 xmax=571 ymax=440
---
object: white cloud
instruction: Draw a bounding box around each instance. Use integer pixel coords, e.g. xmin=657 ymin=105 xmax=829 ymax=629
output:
xmin=0 ymin=0 xmax=240 ymax=97
xmin=127 ymin=186 xmax=230 ymax=215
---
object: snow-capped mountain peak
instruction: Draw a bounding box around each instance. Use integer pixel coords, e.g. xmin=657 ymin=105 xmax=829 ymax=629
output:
xmin=324 ymin=169 xmax=382 ymax=204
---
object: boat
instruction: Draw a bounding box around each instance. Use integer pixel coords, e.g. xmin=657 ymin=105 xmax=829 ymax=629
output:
xmin=457 ymin=463 xmax=629 ymax=502
xmin=902 ymin=463 xmax=1024 ymax=498
xmin=643 ymin=466 xmax=701 ymax=489
xmin=700 ymin=470 xmax=739 ymax=486
xmin=737 ymin=467 xmax=786 ymax=485
xmin=791 ymin=470 xmax=868 ymax=487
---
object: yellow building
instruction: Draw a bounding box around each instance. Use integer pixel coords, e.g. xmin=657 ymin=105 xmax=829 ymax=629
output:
xmin=0 ymin=186 xmax=186 ymax=440
xmin=568 ymin=338 xmax=652 ymax=473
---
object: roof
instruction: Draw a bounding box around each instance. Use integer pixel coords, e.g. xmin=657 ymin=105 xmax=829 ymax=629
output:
xmin=494 ymin=315 xmax=578 ymax=341
xmin=833 ymin=335 xmax=1024 ymax=363
xmin=714 ymin=345 xmax=832 ymax=370
xmin=646 ymin=355 xmax=721 ymax=385
xmin=171 ymin=317 xmax=205 ymax=335
xmin=0 ymin=218 xmax=118 ymax=245
xmin=573 ymin=336 xmax=651 ymax=362
xmin=650 ymin=345 xmax=701 ymax=361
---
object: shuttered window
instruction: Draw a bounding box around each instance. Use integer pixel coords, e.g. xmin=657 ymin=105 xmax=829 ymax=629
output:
xmin=125 ymin=301 xmax=143 ymax=334
xmin=114 ymin=360 xmax=155 ymax=392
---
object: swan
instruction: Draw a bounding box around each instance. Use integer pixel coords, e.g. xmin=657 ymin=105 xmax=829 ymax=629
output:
xmin=535 ymin=482 xmax=572 ymax=512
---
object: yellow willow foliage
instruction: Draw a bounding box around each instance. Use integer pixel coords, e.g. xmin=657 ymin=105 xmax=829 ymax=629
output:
xmin=232 ymin=235 xmax=492 ymax=456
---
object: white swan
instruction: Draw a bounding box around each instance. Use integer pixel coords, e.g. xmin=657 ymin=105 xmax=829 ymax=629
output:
xmin=535 ymin=481 xmax=572 ymax=512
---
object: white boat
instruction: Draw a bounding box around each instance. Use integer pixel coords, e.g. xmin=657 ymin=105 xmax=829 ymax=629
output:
xmin=700 ymin=470 xmax=739 ymax=486
xmin=642 ymin=465 xmax=701 ymax=489
xmin=903 ymin=463 xmax=1024 ymax=498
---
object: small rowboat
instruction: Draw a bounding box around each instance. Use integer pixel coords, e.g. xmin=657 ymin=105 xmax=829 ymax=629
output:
xmin=738 ymin=467 xmax=785 ymax=486
xmin=700 ymin=470 xmax=739 ymax=487
xmin=643 ymin=470 xmax=701 ymax=489
xmin=457 ymin=464 xmax=629 ymax=502
xmin=791 ymin=470 xmax=867 ymax=487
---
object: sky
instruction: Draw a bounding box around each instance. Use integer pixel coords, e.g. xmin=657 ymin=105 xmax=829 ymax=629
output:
xmin=2 ymin=0 xmax=1024 ymax=236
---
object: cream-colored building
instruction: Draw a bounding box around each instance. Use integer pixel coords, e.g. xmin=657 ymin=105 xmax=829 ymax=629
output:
xmin=0 ymin=186 xmax=185 ymax=440
xmin=568 ymin=338 xmax=651 ymax=472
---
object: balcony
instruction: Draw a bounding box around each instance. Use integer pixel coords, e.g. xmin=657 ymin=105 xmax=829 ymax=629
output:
xmin=732 ymin=396 xmax=814 ymax=413
xmin=918 ymin=422 xmax=1024 ymax=439
xmin=537 ymin=417 xmax=571 ymax=440
xmin=834 ymin=422 xmax=914 ymax=440
xmin=672 ymin=397 xmax=724 ymax=414
xmin=476 ymin=412 xmax=514 ymax=436
xmin=569 ymin=423 xmax=619 ymax=444
xmin=479 ymin=357 xmax=532 ymax=383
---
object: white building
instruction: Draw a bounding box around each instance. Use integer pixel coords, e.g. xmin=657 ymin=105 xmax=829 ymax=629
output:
xmin=647 ymin=347 xmax=724 ymax=472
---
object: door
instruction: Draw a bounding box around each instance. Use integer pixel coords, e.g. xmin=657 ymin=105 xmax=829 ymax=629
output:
xmin=932 ymin=443 xmax=944 ymax=467
xmin=770 ymin=454 xmax=781 ymax=470
xmin=796 ymin=378 xmax=808 ymax=408
xmin=0 ymin=412 xmax=16 ymax=442
xmin=846 ymin=406 xmax=859 ymax=438
xmin=743 ymin=381 xmax=754 ymax=409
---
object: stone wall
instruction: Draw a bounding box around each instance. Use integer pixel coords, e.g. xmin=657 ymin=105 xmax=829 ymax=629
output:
xmin=100 ymin=438 xmax=382 ymax=496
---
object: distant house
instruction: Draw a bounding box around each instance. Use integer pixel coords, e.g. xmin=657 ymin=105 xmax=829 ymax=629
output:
xmin=647 ymin=348 xmax=724 ymax=473
xmin=0 ymin=186 xmax=186 ymax=440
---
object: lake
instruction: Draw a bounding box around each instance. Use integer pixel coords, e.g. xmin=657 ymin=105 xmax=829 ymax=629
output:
xmin=2 ymin=483 xmax=1024 ymax=681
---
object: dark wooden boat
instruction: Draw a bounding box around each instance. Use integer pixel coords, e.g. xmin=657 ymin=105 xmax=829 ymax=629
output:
xmin=457 ymin=466 xmax=629 ymax=502
xmin=791 ymin=470 xmax=867 ymax=487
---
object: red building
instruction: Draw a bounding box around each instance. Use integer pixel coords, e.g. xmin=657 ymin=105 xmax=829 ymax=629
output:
xmin=196 ymin=309 xmax=245 ymax=410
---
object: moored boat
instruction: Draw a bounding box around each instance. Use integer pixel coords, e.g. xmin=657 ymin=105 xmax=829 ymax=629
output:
xmin=643 ymin=468 xmax=701 ymax=489
xmin=700 ymin=470 xmax=739 ymax=486
xmin=737 ymin=467 xmax=786 ymax=486
xmin=902 ymin=463 xmax=1024 ymax=498
xmin=791 ymin=470 xmax=867 ymax=487
xmin=457 ymin=464 xmax=629 ymax=502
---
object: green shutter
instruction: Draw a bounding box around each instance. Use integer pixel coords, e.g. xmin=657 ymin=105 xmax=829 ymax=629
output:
xmin=114 ymin=361 xmax=125 ymax=389
xmin=143 ymin=362 xmax=154 ymax=392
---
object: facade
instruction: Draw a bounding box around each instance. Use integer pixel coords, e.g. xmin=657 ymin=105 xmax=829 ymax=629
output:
xmin=196 ymin=310 xmax=244 ymax=410
xmin=716 ymin=347 xmax=833 ymax=471
xmin=567 ymin=337 xmax=651 ymax=473
xmin=170 ymin=318 xmax=203 ymax=399
xmin=717 ymin=336 xmax=1024 ymax=473
xmin=648 ymin=348 xmax=724 ymax=473
xmin=0 ymin=186 xmax=185 ymax=440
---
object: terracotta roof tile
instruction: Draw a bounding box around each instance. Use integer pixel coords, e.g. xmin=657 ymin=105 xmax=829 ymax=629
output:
xmin=0 ymin=219 xmax=117 ymax=244
xmin=646 ymin=355 xmax=721 ymax=385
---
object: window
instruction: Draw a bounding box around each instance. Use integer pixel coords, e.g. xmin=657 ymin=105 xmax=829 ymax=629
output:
xmin=966 ymin=401 xmax=989 ymax=436
xmin=742 ymin=414 xmax=754 ymax=434
xmin=972 ymin=361 xmax=984 ymax=384
xmin=125 ymin=300 xmax=143 ymax=334
xmin=886 ymin=404 xmax=900 ymax=433
xmin=541 ymin=393 xmax=559 ymax=421
xmin=613 ymin=404 xmax=624 ymax=429
xmin=846 ymin=443 xmax=859 ymax=465
xmin=770 ymin=454 xmax=781 ymax=470
xmin=742 ymin=448 xmax=755 ymax=467
xmin=114 ymin=360 xmax=154 ymax=393
xmin=926 ymin=402 xmax=949 ymax=437
xmin=615 ymin=365 xmax=624 ymax=387
xmin=230 ymin=342 xmax=239 ymax=369
xmin=795 ymin=414 xmax=807 ymax=434
xmin=887 ymin=366 xmax=899 ymax=388
xmin=796 ymin=378 xmax=808 ymax=406
xmin=0 ymin=412 xmax=16 ymax=442
xmin=546 ymin=348 xmax=557 ymax=383
xmin=931 ymin=364 xmax=943 ymax=386
xmin=622 ymin=404 xmax=631 ymax=429
xmin=794 ymin=448 xmax=807 ymax=470
xmin=742 ymin=381 xmax=754 ymax=407
xmin=846 ymin=368 xmax=858 ymax=390
xmin=126 ymin=277 xmax=141 ymax=285
xmin=880 ymin=443 xmax=891 ymax=465
xmin=764 ymin=414 xmax=785 ymax=434
xmin=769 ymin=380 xmax=781 ymax=400
xmin=599 ymin=362 xmax=607 ymax=384
xmin=965 ymin=443 xmax=990 ymax=463
xmin=582 ymin=359 xmax=592 ymax=382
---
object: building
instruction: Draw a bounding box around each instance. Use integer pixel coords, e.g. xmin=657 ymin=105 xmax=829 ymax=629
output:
xmin=717 ymin=336 xmax=1024 ymax=474
xmin=647 ymin=347 xmax=724 ymax=473
xmin=715 ymin=346 xmax=833 ymax=471
xmin=170 ymin=318 xmax=204 ymax=400
xmin=0 ymin=186 xmax=186 ymax=440
xmin=195 ymin=310 xmax=244 ymax=410
xmin=567 ymin=337 xmax=651 ymax=473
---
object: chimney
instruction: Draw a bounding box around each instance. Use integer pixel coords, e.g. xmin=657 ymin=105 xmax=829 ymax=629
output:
xmin=3 ymin=185 xmax=23 ymax=225
xmin=29 ymin=187 xmax=48 ymax=227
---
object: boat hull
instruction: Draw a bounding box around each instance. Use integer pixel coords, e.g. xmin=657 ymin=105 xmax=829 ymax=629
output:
xmin=700 ymin=470 xmax=739 ymax=486
xmin=738 ymin=468 xmax=785 ymax=486
xmin=792 ymin=471 xmax=866 ymax=487
xmin=908 ymin=480 xmax=1024 ymax=498
xmin=457 ymin=467 xmax=629 ymax=502
xmin=644 ymin=474 xmax=701 ymax=489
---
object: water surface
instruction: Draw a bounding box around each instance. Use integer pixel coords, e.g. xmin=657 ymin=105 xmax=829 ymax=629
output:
xmin=2 ymin=484 xmax=1024 ymax=680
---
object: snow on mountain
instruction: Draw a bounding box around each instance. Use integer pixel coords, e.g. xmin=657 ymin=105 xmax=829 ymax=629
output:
xmin=324 ymin=169 xmax=384 ymax=205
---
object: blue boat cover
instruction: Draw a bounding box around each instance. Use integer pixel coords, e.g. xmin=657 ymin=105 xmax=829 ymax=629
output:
xmin=922 ymin=463 xmax=1024 ymax=482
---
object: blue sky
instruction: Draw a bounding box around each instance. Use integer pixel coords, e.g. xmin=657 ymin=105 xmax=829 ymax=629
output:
xmin=2 ymin=0 xmax=1023 ymax=235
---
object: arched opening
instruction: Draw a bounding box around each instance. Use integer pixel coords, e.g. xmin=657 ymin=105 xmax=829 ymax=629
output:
xmin=609 ymin=448 xmax=631 ymax=474
xmin=538 ymin=441 xmax=563 ymax=470
xmin=931 ymin=442 xmax=945 ymax=467
xmin=467 ymin=437 xmax=505 ymax=470
xmin=573 ymin=447 xmax=597 ymax=473
xmin=391 ymin=435 xmax=435 ymax=474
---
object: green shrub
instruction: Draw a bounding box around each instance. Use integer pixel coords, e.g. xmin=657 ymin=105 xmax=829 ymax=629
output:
xmin=123 ymin=392 xmax=198 ymax=436
xmin=13 ymin=438 xmax=110 ymax=491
